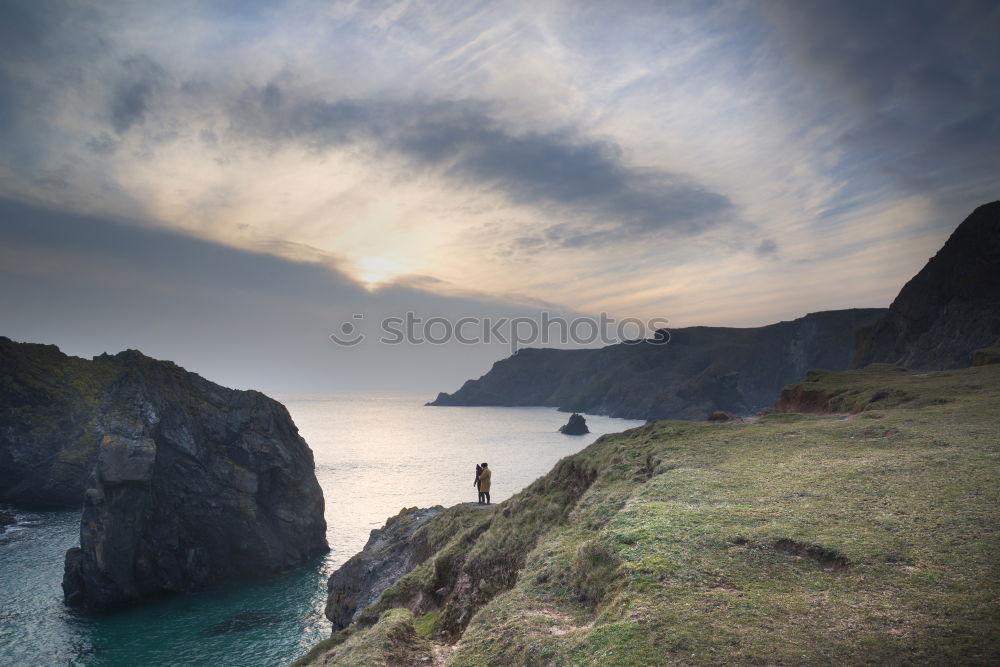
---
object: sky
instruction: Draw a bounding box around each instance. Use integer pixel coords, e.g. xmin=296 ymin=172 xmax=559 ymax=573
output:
xmin=1 ymin=0 xmax=998 ymax=392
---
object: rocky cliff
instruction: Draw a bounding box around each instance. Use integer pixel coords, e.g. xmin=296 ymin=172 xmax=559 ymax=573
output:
xmin=429 ymin=309 xmax=886 ymax=420
xmin=326 ymin=506 xmax=445 ymax=630
xmin=0 ymin=337 xmax=121 ymax=506
xmin=853 ymin=201 xmax=1000 ymax=370
xmin=56 ymin=348 xmax=328 ymax=609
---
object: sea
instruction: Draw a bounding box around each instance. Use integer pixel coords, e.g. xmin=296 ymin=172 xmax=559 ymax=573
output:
xmin=0 ymin=393 xmax=643 ymax=666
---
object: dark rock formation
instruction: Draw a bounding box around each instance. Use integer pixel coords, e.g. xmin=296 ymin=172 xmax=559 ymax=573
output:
xmin=53 ymin=349 xmax=327 ymax=610
xmin=708 ymin=411 xmax=740 ymax=422
xmin=854 ymin=201 xmax=1000 ymax=370
xmin=429 ymin=309 xmax=886 ymax=420
xmin=326 ymin=506 xmax=444 ymax=630
xmin=0 ymin=337 xmax=122 ymax=506
xmin=558 ymin=413 xmax=589 ymax=435
xmin=1 ymin=337 xmax=328 ymax=605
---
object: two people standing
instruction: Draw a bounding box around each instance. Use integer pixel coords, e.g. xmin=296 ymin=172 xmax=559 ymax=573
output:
xmin=474 ymin=462 xmax=491 ymax=505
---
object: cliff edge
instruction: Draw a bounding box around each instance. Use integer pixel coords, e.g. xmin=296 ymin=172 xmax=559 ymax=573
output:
xmin=299 ymin=363 xmax=1000 ymax=665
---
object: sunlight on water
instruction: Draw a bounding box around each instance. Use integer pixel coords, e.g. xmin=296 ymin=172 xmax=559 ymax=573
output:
xmin=0 ymin=393 xmax=643 ymax=666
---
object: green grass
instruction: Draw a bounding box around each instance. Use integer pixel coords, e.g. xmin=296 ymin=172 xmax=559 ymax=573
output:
xmin=301 ymin=363 xmax=1000 ymax=665
xmin=413 ymin=610 xmax=442 ymax=638
xmin=294 ymin=609 xmax=431 ymax=666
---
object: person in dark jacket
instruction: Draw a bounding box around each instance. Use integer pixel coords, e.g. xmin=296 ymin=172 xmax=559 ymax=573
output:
xmin=478 ymin=462 xmax=491 ymax=505
xmin=474 ymin=463 xmax=483 ymax=502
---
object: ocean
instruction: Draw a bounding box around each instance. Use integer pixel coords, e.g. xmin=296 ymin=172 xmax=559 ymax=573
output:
xmin=0 ymin=393 xmax=643 ymax=666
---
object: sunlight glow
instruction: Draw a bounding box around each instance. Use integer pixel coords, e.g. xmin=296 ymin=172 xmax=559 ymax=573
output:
xmin=356 ymin=256 xmax=406 ymax=288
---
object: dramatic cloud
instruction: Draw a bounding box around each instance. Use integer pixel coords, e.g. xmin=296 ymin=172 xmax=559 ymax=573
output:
xmin=231 ymin=88 xmax=733 ymax=244
xmin=0 ymin=197 xmax=582 ymax=392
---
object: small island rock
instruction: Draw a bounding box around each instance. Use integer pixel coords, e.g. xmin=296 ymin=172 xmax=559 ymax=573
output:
xmin=559 ymin=413 xmax=590 ymax=435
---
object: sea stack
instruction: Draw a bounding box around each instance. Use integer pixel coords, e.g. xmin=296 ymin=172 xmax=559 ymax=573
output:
xmin=60 ymin=349 xmax=328 ymax=610
xmin=559 ymin=413 xmax=589 ymax=435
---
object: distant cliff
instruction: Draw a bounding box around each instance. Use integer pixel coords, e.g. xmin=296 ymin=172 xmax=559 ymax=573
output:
xmin=430 ymin=309 xmax=886 ymax=420
xmin=854 ymin=201 xmax=1000 ymax=370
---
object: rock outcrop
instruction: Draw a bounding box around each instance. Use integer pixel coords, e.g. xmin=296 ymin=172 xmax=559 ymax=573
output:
xmin=429 ymin=309 xmax=886 ymax=420
xmin=558 ymin=413 xmax=589 ymax=435
xmin=0 ymin=337 xmax=121 ymax=506
xmin=317 ymin=457 xmax=596 ymax=648
xmin=853 ymin=201 xmax=1000 ymax=370
xmin=326 ymin=506 xmax=444 ymax=630
xmin=45 ymin=348 xmax=328 ymax=610
xmin=1 ymin=337 xmax=329 ymax=602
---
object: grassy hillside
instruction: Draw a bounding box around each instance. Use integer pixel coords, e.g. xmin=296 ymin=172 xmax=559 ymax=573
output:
xmin=299 ymin=363 xmax=1000 ymax=665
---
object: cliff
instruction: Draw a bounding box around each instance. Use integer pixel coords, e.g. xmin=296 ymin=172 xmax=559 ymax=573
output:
xmin=0 ymin=337 xmax=328 ymax=608
xmin=0 ymin=337 xmax=120 ymax=506
xmin=853 ymin=201 xmax=1000 ymax=369
xmin=326 ymin=506 xmax=446 ymax=630
xmin=57 ymin=348 xmax=328 ymax=609
xmin=430 ymin=309 xmax=886 ymax=420
xmin=299 ymin=363 xmax=1000 ymax=665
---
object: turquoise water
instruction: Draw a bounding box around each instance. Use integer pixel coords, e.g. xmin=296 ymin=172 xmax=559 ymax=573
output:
xmin=0 ymin=393 xmax=643 ymax=666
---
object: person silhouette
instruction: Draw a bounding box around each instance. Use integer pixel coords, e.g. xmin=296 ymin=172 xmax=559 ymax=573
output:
xmin=478 ymin=462 xmax=491 ymax=505
xmin=474 ymin=463 xmax=482 ymax=502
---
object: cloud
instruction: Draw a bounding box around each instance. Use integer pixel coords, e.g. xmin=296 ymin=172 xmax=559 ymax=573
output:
xmin=0 ymin=197 xmax=586 ymax=392
xmin=0 ymin=0 xmax=995 ymax=338
xmin=763 ymin=0 xmax=1000 ymax=203
xmin=230 ymin=85 xmax=734 ymax=245
xmin=111 ymin=56 xmax=168 ymax=133
xmin=754 ymin=238 xmax=778 ymax=258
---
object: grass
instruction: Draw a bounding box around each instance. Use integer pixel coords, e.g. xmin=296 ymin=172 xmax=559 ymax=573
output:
xmin=973 ymin=336 xmax=1000 ymax=366
xmin=301 ymin=363 xmax=1000 ymax=665
xmin=293 ymin=609 xmax=431 ymax=666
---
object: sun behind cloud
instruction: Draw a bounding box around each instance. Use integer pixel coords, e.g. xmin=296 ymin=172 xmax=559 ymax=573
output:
xmin=355 ymin=256 xmax=406 ymax=289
